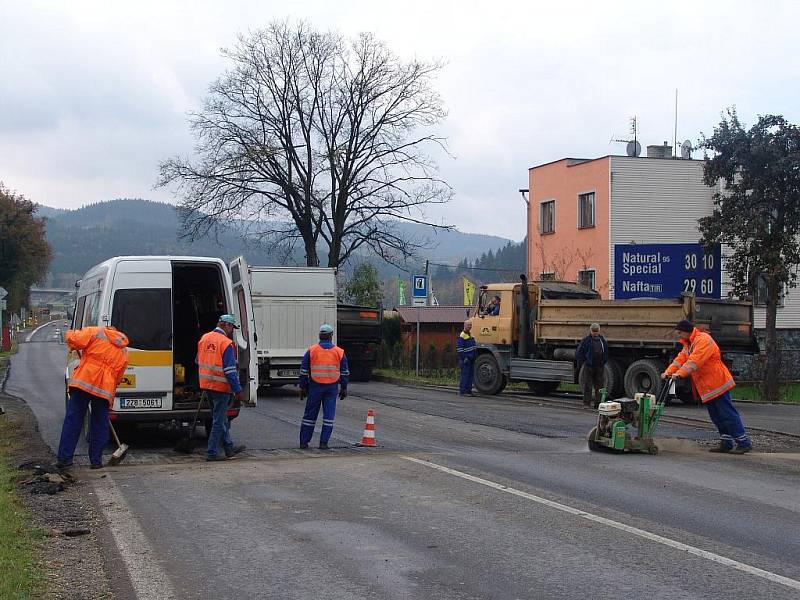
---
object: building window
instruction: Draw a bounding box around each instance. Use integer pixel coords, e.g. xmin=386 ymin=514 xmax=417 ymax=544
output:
xmin=539 ymin=272 xmax=556 ymax=281
xmin=578 ymin=192 xmax=595 ymax=228
xmin=754 ymin=273 xmax=785 ymax=307
xmin=578 ymin=269 xmax=596 ymax=290
xmin=540 ymin=200 xmax=555 ymax=234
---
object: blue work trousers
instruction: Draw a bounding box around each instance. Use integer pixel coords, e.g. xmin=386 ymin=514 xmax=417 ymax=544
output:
xmin=459 ymin=359 xmax=474 ymax=394
xmin=57 ymin=388 xmax=109 ymax=466
xmin=706 ymin=390 xmax=751 ymax=449
xmin=300 ymin=383 xmax=338 ymax=445
xmin=206 ymin=391 xmax=234 ymax=458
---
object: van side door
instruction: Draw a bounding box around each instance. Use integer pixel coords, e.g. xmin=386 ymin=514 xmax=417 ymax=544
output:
xmin=229 ymin=256 xmax=258 ymax=406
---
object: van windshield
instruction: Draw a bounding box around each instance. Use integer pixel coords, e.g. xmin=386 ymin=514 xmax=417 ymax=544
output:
xmin=111 ymin=289 xmax=172 ymax=350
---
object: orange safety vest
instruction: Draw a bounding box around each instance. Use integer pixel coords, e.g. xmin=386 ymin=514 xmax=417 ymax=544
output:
xmin=665 ymin=328 xmax=735 ymax=403
xmin=197 ymin=330 xmax=234 ymax=393
xmin=308 ymin=343 xmax=345 ymax=384
xmin=67 ymin=326 xmax=129 ymax=405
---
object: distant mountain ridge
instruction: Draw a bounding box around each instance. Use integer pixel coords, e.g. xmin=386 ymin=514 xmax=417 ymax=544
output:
xmin=38 ymin=199 xmax=515 ymax=286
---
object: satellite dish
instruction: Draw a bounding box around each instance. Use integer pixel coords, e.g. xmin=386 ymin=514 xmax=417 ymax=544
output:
xmin=681 ymin=140 xmax=693 ymax=159
xmin=626 ymin=140 xmax=642 ymax=157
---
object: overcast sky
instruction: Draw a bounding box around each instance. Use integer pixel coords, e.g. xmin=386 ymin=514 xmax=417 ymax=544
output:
xmin=1 ymin=0 xmax=798 ymax=240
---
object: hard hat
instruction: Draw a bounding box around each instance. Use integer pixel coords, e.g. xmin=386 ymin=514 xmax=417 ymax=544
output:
xmin=319 ymin=323 xmax=334 ymax=334
xmin=219 ymin=314 xmax=239 ymax=328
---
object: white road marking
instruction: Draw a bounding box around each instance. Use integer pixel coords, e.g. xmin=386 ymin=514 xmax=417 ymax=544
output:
xmin=92 ymin=473 xmax=178 ymax=599
xmin=25 ymin=321 xmax=55 ymax=342
xmin=402 ymin=456 xmax=800 ymax=592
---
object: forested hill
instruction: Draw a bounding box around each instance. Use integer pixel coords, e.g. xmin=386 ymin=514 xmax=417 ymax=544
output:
xmin=37 ymin=199 xmax=520 ymax=293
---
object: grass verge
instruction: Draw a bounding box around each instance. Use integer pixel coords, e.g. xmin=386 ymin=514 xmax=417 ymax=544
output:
xmin=733 ymin=382 xmax=800 ymax=404
xmin=0 ymin=415 xmax=43 ymax=599
xmin=373 ymin=368 xmax=579 ymax=392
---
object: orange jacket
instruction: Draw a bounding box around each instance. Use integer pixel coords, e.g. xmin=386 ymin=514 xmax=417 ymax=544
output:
xmin=197 ymin=330 xmax=234 ymax=393
xmin=67 ymin=326 xmax=129 ymax=405
xmin=308 ymin=344 xmax=345 ymax=384
xmin=665 ymin=328 xmax=735 ymax=403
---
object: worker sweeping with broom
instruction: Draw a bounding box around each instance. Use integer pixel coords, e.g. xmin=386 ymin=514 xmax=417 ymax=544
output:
xmin=56 ymin=325 xmax=129 ymax=470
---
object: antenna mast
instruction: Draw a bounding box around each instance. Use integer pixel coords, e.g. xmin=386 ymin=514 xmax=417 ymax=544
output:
xmin=673 ymin=89 xmax=678 ymax=157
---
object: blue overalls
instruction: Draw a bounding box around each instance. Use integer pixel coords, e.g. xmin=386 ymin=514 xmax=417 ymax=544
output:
xmin=299 ymin=340 xmax=349 ymax=445
xmin=457 ymin=331 xmax=477 ymax=394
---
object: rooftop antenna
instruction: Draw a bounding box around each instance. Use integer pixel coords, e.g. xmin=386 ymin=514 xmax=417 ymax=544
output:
xmin=673 ymin=89 xmax=678 ymax=157
xmin=611 ymin=116 xmax=640 ymax=157
xmin=681 ymin=140 xmax=693 ymax=159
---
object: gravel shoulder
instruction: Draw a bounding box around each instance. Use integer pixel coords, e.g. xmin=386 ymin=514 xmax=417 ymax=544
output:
xmin=0 ymin=391 xmax=127 ymax=600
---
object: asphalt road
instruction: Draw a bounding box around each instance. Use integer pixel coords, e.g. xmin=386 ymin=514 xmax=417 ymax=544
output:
xmin=7 ymin=321 xmax=800 ymax=599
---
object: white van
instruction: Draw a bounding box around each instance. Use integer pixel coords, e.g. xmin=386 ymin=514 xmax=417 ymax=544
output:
xmin=68 ymin=256 xmax=258 ymax=429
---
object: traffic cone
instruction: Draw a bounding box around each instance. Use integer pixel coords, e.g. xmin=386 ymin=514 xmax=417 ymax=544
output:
xmin=357 ymin=409 xmax=376 ymax=447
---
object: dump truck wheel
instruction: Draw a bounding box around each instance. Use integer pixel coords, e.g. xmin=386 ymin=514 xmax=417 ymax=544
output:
xmin=526 ymin=380 xmax=559 ymax=395
xmin=605 ymin=360 xmax=624 ymax=398
xmin=579 ymin=362 xmax=623 ymax=399
xmin=623 ymin=359 xmax=664 ymax=398
xmin=474 ymin=353 xmax=506 ymax=395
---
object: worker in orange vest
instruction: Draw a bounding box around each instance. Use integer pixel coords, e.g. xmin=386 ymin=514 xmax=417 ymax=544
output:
xmin=197 ymin=314 xmax=246 ymax=461
xmin=662 ymin=319 xmax=752 ymax=454
xmin=298 ymin=323 xmax=349 ymax=449
xmin=56 ymin=325 xmax=129 ymax=469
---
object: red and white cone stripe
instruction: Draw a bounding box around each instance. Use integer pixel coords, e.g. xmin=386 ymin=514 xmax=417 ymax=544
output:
xmin=358 ymin=409 xmax=376 ymax=446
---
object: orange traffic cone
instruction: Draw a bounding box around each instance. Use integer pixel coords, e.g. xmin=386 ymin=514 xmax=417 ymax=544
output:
xmin=357 ymin=409 xmax=376 ymax=447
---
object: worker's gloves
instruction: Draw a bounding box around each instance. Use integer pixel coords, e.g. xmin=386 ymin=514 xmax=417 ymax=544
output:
xmin=235 ymin=391 xmax=242 ymax=402
xmin=339 ymin=388 xmax=347 ymax=400
xmin=298 ymin=387 xmax=306 ymax=401
xmin=660 ymin=373 xmax=679 ymax=380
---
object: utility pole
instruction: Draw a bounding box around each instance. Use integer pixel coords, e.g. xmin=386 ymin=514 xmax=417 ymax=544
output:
xmin=415 ymin=260 xmax=430 ymax=377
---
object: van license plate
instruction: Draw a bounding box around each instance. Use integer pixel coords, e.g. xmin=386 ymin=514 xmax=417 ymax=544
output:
xmin=119 ymin=397 xmax=162 ymax=409
xmin=277 ymin=369 xmax=299 ymax=377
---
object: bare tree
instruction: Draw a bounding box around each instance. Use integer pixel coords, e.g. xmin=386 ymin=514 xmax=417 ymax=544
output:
xmin=158 ymin=21 xmax=452 ymax=267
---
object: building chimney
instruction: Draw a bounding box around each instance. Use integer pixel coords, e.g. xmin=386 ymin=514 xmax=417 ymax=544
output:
xmin=646 ymin=141 xmax=673 ymax=159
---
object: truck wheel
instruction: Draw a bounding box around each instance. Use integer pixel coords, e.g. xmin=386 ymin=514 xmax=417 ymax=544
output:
xmin=526 ymin=381 xmax=559 ymax=396
xmin=578 ymin=363 xmax=622 ymax=400
xmin=623 ymin=359 xmax=664 ymax=398
xmin=605 ymin=360 xmax=624 ymax=398
xmin=474 ymin=354 xmax=507 ymax=395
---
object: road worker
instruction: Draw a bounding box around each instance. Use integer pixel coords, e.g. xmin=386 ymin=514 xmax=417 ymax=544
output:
xmin=662 ymin=319 xmax=752 ymax=454
xmin=457 ymin=320 xmax=477 ymax=396
xmin=197 ymin=314 xmax=246 ymax=461
xmin=576 ymin=323 xmax=609 ymax=408
xmin=298 ymin=323 xmax=349 ymax=449
xmin=56 ymin=325 xmax=129 ymax=469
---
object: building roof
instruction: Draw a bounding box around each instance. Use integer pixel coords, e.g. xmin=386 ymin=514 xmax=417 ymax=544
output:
xmin=528 ymin=154 xmax=703 ymax=171
xmin=394 ymin=305 xmax=472 ymax=324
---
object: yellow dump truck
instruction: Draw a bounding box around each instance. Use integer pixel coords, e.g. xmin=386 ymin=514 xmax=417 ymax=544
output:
xmin=469 ymin=277 xmax=757 ymax=402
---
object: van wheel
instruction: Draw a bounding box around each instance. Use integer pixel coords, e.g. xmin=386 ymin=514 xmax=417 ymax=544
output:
xmin=474 ymin=354 xmax=507 ymax=395
xmin=526 ymin=381 xmax=559 ymax=395
xmin=623 ymin=359 xmax=664 ymax=398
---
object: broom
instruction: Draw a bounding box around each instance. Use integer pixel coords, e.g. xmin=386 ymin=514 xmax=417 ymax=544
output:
xmin=174 ymin=392 xmax=206 ymax=454
xmin=107 ymin=422 xmax=130 ymax=466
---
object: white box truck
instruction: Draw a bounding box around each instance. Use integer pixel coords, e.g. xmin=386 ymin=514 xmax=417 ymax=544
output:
xmin=230 ymin=258 xmax=337 ymax=388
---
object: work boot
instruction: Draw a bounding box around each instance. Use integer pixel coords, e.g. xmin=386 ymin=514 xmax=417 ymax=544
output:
xmin=225 ymin=444 xmax=246 ymax=458
xmin=205 ymin=454 xmax=228 ymax=462
xmin=90 ymin=463 xmax=104 ymax=470
xmin=730 ymin=445 xmax=752 ymax=455
xmin=55 ymin=460 xmax=73 ymax=469
xmin=299 ymin=443 xmax=309 ymax=449
xmin=708 ymin=443 xmax=733 ymax=453
xmin=318 ymin=443 xmax=329 ymax=450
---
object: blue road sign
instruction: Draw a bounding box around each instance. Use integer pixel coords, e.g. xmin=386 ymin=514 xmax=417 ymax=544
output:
xmin=412 ymin=275 xmax=428 ymax=298
xmin=614 ymin=243 xmax=721 ymax=299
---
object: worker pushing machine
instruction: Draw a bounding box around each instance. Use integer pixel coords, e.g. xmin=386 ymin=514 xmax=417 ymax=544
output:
xmin=197 ymin=314 xmax=246 ymax=461
xmin=298 ymin=323 xmax=349 ymax=449
xmin=662 ymin=319 xmax=752 ymax=454
xmin=56 ymin=325 xmax=129 ymax=469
